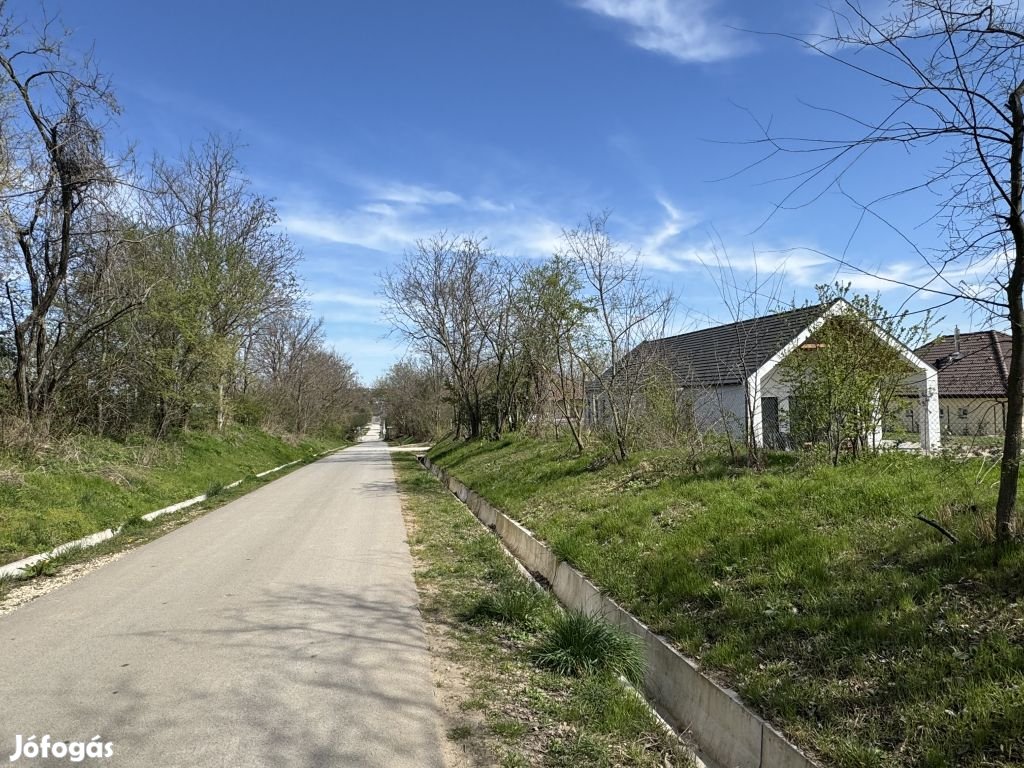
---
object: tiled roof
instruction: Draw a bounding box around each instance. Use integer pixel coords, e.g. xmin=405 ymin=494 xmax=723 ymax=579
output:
xmin=914 ymin=331 xmax=1010 ymax=398
xmin=637 ymin=303 xmax=831 ymax=387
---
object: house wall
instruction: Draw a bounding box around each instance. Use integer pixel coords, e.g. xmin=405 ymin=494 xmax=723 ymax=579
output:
xmin=687 ymin=385 xmax=747 ymax=440
xmin=901 ymin=396 xmax=1006 ymax=437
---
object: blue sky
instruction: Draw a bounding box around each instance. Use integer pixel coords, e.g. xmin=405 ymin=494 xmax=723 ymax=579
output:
xmin=43 ymin=0 xmax=1000 ymax=382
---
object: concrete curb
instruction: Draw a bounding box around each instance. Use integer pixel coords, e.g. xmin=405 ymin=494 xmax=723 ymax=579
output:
xmin=420 ymin=455 xmax=820 ymax=768
xmin=0 ymin=445 xmax=347 ymax=580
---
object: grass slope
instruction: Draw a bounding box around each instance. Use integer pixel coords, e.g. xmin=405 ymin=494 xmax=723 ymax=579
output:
xmin=394 ymin=451 xmax=693 ymax=767
xmin=0 ymin=428 xmax=338 ymax=565
xmin=428 ymin=435 xmax=1024 ymax=768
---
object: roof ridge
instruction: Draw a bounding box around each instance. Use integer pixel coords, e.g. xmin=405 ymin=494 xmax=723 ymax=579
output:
xmin=656 ymin=302 xmax=828 ymax=345
xmin=991 ymin=329 xmax=1009 ymax=389
xmin=934 ymin=329 xmax=1009 ymax=341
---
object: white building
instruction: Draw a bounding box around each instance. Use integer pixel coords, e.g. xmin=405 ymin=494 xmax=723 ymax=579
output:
xmin=589 ymin=301 xmax=942 ymax=453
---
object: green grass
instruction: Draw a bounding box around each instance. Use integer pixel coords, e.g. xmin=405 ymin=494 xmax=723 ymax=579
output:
xmin=0 ymin=427 xmax=340 ymax=565
xmin=532 ymin=610 xmax=646 ymax=685
xmin=460 ymin=583 xmax=551 ymax=630
xmin=428 ymin=434 xmax=1024 ymax=768
xmin=393 ymin=451 xmax=693 ymax=767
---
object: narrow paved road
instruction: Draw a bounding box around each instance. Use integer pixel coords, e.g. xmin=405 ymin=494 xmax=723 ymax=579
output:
xmin=0 ymin=427 xmax=445 ymax=767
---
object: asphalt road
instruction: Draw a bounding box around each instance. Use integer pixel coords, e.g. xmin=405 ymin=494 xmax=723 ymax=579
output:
xmin=0 ymin=427 xmax=446 ymax=767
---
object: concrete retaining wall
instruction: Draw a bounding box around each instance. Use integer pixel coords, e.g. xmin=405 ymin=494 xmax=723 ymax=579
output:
xmin=421 ymin=456 xmax=820 ymax=768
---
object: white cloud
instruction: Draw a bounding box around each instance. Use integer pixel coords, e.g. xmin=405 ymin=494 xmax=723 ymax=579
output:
xmin=365 ymin=181 xmax=463 ymax=206
xmin=575 ymin=0 xmax=747 ymax=63
xmin=638 ymin=197 xmax=700 ymax=270
xmin=359 ymin=202 xmax=401 ymax=217
xmin=281 ymin=209 xmax=420 ymax=253
xmin=308 ymin=289 xmax=384 ymax=309
xmin=281 ymin=176 xmax=568 ymax=260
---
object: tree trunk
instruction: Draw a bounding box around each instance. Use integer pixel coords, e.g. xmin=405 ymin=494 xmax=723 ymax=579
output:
xmin=996 ymin=83 xmax=1024 ymax=545
xmin=996 ymin=290 xmax=1023 ymax=542
xmin=216 ymin=378 xmax=226 ymax=431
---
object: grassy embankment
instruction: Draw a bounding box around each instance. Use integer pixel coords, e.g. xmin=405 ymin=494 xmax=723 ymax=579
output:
xmin=0 ymin=427 xmax=341 ymax=566
xmin=393 ymin=451 xmax=693 ymax=767
xmin=428 ymin=435 xmax=1024 ymax=768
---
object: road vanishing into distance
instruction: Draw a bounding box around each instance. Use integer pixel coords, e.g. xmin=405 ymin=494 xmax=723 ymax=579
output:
xmin=0 ymin=426 xmax=445 ymax=767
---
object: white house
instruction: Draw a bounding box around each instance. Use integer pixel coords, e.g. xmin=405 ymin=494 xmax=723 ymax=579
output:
xmin=590 ymin=301 xmax=942 ymax=452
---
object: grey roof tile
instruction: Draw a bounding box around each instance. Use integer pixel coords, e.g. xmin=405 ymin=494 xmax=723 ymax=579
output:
xmin=640 ymin=303 xmax=830 ymax=387
xmin=914 ymin=331 xmax=1010 ymax=397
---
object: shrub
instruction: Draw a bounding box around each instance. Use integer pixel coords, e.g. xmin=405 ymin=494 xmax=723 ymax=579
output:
xmin=532 ymin=610 xmax=646 ymax=685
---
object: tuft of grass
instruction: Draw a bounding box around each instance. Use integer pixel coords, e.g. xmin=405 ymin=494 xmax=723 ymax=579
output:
xmin=460 ymin=584 xmax=551 ymax=630
xmin=446 ymin=724 xmax=473 ymax=742
xmin=532 ymin=610 xmax=646 ymax=686
xmin=20 ymin=543 xmax=87 ymax=577
xmin=120 ymin=514 xmax=152 ymax=533
xmin=21 ymin=556 xmax=56 ymax=578
xmin=205 ymin=480 xmax=225 ymax=498
xmin=0 ymin=572 xmax=17 ymax=598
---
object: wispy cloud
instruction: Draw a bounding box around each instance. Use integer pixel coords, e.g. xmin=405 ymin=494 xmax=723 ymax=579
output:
xmin=574 ymin=0 xmax=747 ymax=63
xmin=364 ymin=181 xmax=463 ymax=207
xmin=637 ymin=197 xmax=700 ymax=270
xmin=282 ymin=209 xmax=419 ymax=253
xmin=307 ymin=289 xmax=384 ymax=309
xmin=280 ymin=175 xmax=567 ymax=260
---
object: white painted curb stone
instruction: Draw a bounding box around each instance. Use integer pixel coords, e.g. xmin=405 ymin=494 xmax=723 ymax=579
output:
xmin=0 ymin=444 xmax=347 ymax=580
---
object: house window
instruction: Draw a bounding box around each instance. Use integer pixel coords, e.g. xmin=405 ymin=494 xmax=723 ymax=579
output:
xmin=958 ymin=407 xmax=969 ymax=419
xmin=905 ymin=408 xmax=914 ymax=418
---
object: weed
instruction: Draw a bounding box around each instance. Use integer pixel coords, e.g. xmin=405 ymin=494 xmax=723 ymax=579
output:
xmin=532 ymin=610 xmax=646 ymax=685
xmin=0 ymin=572 xmax=17 ymax=598
xmin=21 ymin=543 xmax=87 ymax=577
xmin=120 ymin=514 xmax=152 ymax=533
xmin=20 ymin=556 xmax=58 ymax=578
xmin=460 ymin=585 xmax=550 ymax=629
xmin=489 ymin=719 xmax=527 ymax=738
xmin=205 ymin=480 xmax=225 ymax=498
xmin=446 ymin=725 xmax=473 ymax=742
xmin=499 ymin=751 xmax=529 ymax=768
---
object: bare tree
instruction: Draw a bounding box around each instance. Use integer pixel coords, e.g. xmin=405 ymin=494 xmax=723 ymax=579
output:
xmin=0 ymin=6 xmax=136 ymax=422
xmin=382 ymin=234 xmax=492 ymax=438
xmin=697 ymin=243 xmax=791 ymax=467
xmin=475 ymin=258 xmax=527 ymax=436
xmin=563 ymin=213 xmax=673 ymax=462
xmin=747 ymin=0 xmax=1024 ymax=542
xmin=374 ymin=357 xmax=451 ymax=441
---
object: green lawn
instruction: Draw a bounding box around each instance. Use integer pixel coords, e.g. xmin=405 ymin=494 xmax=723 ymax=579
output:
xmin=428 ymin=435 xmax=1024 ymax=768
xmin=0 ymin=428 xmax=339 ymax=564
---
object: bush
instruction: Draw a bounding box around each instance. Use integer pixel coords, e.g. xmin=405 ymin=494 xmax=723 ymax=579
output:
xmin=532 ymin=610 xmax=646 ymax=685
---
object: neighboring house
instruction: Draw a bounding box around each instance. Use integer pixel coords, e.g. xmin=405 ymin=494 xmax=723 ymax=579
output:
xmin=588 ymin=301 xmax=942 ymax=452
xmin=913 ymin=330 xmax=1011 ymax=437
